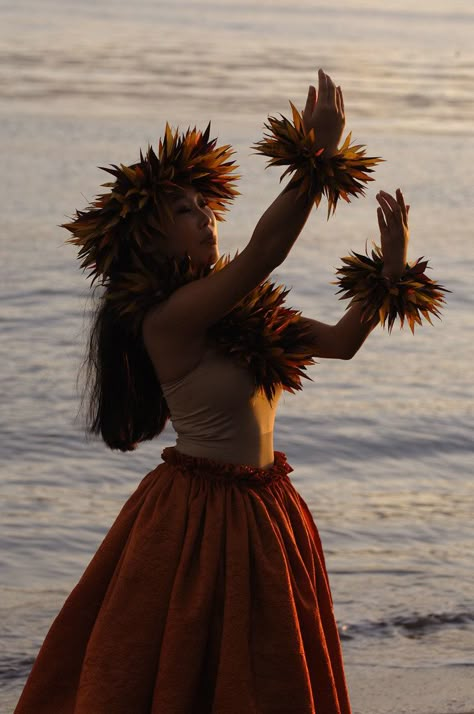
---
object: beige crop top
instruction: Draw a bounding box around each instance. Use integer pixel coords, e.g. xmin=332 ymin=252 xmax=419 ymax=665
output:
xmin=160 ymin=344 xmax=282 ymax=469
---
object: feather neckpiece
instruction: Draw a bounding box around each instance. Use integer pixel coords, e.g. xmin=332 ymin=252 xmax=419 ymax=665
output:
xmin=106 ymin=253 xmax=316 ymax=401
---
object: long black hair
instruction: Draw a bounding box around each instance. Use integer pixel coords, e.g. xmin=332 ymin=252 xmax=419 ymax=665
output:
xmin=79 ymin=284 xmax=169 ymax=452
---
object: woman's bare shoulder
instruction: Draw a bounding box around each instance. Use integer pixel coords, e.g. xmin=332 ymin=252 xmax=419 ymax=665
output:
xmin=142 ymin=303 xmax=207 ymax=384
xmin=141 ymin=242 xmax=273 ymax=381
xmin=143 ymin=244 xmax=272 ymax=342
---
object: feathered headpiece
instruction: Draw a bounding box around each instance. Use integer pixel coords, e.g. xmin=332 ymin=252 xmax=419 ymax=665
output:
xmin=62 ymin=123 xmax=240 ymax=284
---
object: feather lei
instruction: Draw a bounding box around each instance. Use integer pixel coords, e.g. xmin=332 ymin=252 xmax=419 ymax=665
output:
xmin=106 ymin=253 xmax=316 ymax=400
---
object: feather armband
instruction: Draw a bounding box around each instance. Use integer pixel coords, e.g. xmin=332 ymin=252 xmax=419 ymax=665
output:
xmin=252 ymin=102 xmax=383 ymax=219
xmin=334 ymin=244 xmax=449 ymax=333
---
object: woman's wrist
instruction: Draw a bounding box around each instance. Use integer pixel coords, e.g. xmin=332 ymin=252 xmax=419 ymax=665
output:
xmin=252 ymin=102 xmax=384 ymax=219
xmin=318 ymin=144 xmax=338 ymax=159
xmin=334 ymin=244 xmax=449 ymax=333
xmin=381 ymin=267 xmax=404 ymax=282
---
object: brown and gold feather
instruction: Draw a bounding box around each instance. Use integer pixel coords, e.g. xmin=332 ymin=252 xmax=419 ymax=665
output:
xmin=252 ymin=102 xmax=384 ymax=219
xmin=106 ymin=253 xmax=316 ymax=401
xmin=62 ymin=123 xmax=240 ymax=284
xmin=334 ymin=243 xmax=449 ymax=333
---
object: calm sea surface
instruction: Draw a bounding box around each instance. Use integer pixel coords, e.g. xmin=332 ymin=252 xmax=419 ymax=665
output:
xmin=1 ymin=1 xmax=473 ymax=712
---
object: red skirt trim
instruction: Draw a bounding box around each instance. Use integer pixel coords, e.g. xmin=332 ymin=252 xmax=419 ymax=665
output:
xmin=161 ymin=446 xmax=294 ymax=487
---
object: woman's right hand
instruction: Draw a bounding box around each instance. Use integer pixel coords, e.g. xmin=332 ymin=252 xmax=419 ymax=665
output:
xmin=302 ymin=68 xmax=345 ymax=157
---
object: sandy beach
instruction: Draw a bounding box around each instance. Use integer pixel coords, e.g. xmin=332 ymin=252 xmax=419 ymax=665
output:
xmin=347 ymin=664 xmax=474 ymax=714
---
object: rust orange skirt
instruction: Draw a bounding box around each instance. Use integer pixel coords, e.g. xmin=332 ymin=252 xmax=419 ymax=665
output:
xmin=15 ymin=447 xmax=352 ymax=714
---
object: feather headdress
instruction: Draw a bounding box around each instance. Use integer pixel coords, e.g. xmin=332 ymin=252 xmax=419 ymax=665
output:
xmin=62 ymin=123 xmax=240 ymax=284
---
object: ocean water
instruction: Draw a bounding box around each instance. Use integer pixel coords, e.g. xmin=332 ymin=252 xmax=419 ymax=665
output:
xmin=1 ymin=1 xmax=473 ymax=712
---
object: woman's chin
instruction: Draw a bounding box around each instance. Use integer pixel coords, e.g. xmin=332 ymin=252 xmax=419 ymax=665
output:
xmin=190 ymin=244 xmax=219 ymax=269
xmin=206 ymin=245 xmax=220 ymax=266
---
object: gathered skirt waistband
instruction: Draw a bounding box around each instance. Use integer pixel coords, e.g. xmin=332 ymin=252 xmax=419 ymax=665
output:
xmin=160 ymin=446 xmax=294 ymax=488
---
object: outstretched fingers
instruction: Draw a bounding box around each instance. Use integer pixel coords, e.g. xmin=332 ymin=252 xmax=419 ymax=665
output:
xmin=326 ymin=74 xmax=336 ymax=105
xmin=303 ymin=67 xmax=345 ymax=147
xmin=317 ymin=68 xmax=328 ymax=103
xmin=377 ymin=205 xmax=387 ymax=234
xmin=303 ymin=84 xmax=317 ymax=120
xmin=376 ymin=189 xmax=410 ymax=279
xmin=337 ymin=86 xmax=344 ymax=115
xmin=318 ymin=68 xmax=338 ymax=106
xmin=377 ymin=190 xmax=403 ymax=228
xmin=396 ymin=188 xmax=409 ymax=226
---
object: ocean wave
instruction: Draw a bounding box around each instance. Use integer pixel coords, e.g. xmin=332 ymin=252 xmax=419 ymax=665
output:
xmin=0 ymin=31 xmax=472 ymax=134
xmin=340 ymin=609 xmax=474 ymax=640
xmin=0 ymin=655 xmax=34 ymax=683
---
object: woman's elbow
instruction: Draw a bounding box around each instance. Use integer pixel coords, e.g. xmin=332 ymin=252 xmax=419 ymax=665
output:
xmin=339 ymin=344 xmax=359 ymax=360
xmin=339 ymin=350 xmax=355 ymax=360
xmin=313 ymin=345 xmax=356 ymax=360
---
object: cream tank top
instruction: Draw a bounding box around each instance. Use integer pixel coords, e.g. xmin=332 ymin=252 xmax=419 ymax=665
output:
xmin=160 ymin=344 xmax=282 ymax=469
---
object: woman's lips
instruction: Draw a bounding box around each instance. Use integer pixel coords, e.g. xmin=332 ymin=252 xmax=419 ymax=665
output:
xmin=201 ymin=230 xmax=216 ymax=244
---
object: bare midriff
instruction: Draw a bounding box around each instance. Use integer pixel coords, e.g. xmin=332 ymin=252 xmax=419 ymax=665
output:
xmin=160 ymin=345 xmax=282 ymax=471
xmin=174 ymin=422 xmax=276 ymax=471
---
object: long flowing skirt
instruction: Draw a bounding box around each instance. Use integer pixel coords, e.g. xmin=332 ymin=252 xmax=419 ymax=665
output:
xmin=14 ymin=447 xmax=352 ymax=714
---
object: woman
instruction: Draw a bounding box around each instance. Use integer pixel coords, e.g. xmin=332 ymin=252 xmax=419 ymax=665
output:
xmin=15 ymin=69 xmax=445 ymax=714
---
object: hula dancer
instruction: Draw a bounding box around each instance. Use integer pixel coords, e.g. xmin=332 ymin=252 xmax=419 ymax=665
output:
xmin=15 ymin=68 xmax=446 ymax=714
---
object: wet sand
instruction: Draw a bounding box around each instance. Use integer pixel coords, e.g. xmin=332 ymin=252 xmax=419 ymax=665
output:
xmin=347 ymin=663 xmax=474 ymax=714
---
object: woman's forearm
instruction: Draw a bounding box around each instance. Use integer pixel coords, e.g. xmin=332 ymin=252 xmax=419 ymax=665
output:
xmin=249 ymin=182 xmax=314 ymax=269
xmin=334 ymin=301 xmax=376 ymax=359
xmin=302 ymin=302 xmax=375 ymax=360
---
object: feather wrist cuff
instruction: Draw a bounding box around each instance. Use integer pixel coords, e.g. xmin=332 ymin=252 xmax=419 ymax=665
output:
xmin=252 ymin=102 xmax=383 ymax=219
xmin=334 ymin=244 xmax=449 ymax=333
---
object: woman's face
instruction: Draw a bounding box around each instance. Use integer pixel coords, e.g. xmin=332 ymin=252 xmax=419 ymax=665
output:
xmin=159 ymin=186 xmax=219 ymax=267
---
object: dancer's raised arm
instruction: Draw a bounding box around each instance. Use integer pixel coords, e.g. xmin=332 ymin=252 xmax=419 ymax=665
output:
xmin=248 ymin=68 xmax=346 ymax=267
xmin=300 ymin=188 xmax=446 ymax=359
xmin=299 ymin=189 xmax=409 ymax=359
xmin=146 ymin=69 xmax=348 ymax=338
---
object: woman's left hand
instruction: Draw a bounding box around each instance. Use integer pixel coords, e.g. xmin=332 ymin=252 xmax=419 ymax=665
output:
xmin=302 ymin=68 xmax=345 ymax=157
xmin=376 ymin=188 xmax=410 ymax=280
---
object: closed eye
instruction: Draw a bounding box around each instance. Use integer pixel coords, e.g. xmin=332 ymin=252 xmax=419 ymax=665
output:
xmin=176 ymin=201 xmax=208 ymax=214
